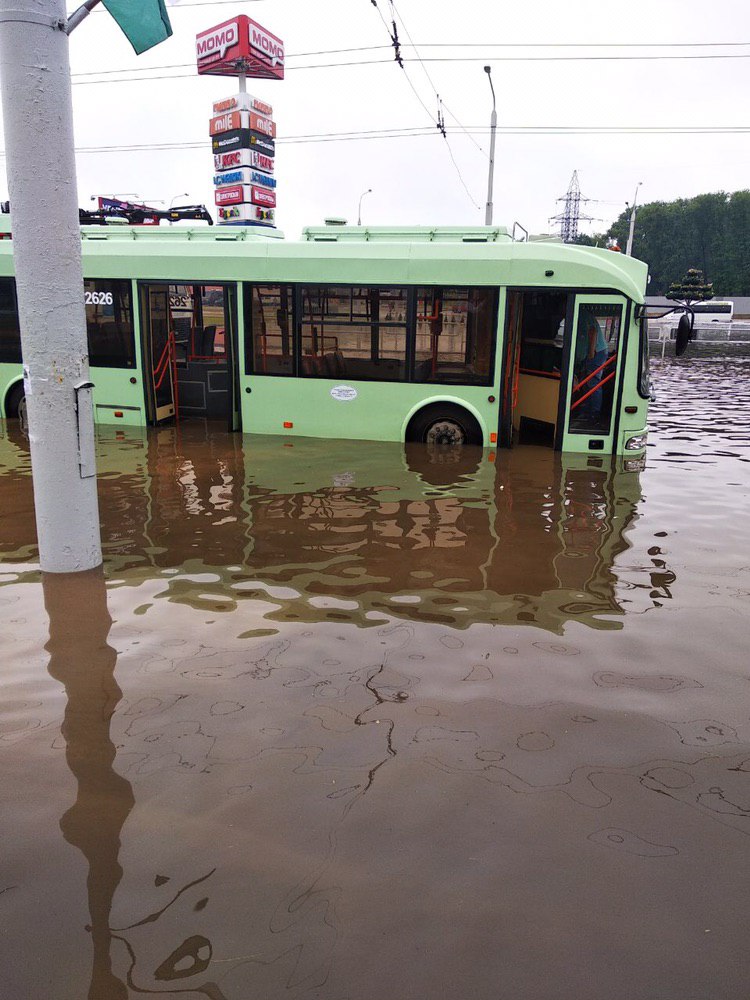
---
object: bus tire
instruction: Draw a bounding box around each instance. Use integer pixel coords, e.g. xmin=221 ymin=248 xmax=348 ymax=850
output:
xmin=4 ymin=381 xmax=25 ymax=420
xmin=405 ymin=403 xmax=483 ymax=446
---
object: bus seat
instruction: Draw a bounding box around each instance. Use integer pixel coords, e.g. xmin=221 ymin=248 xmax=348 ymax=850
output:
xmin=323 ymin=349 xmax=346 ymax=377
xmin=302 ymin=353 xmax=324 ymax=376
xmin=201 ymin=325 xmax=217 ymax=357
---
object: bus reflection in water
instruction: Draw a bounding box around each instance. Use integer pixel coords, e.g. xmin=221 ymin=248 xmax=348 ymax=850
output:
xmin=12 ymin=425 xmax=671 ymax=633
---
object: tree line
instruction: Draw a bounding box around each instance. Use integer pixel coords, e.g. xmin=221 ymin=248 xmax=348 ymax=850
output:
xmin=574 ymin=190 xmax=750 ymax=296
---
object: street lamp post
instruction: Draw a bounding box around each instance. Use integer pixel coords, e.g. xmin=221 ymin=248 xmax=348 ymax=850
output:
xmin=625 ymin=181 xmax=643 ymax=256
xmin=483 ymin=66 xmax=497 ymax=226
xmin=357 ymin=188 xmax=372 ymax=226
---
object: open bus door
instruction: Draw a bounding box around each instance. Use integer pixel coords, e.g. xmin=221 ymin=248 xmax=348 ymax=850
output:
xmin=140 ymin=283 xmax=240 ymax=430
xmin=172 ymin=284 xmax=239 ymax=429
xmin=499 ymin=291 xmax=523 ymax=447
xmin=500 ymin=290 xmax=569 ymax=448
xmin=142 ymin=286 xmax=176 ymax=424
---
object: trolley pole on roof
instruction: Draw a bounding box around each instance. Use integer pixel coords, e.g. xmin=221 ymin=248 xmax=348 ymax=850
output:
xmin=0 ymin=0 xmax=102 ymax=572
xmin=483 ymin=66 xmax=497 ymax=226
xmin=625 ymin=181 xmax=643 ymax=257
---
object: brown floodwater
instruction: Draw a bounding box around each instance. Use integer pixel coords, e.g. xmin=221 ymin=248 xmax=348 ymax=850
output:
xmin=1 ymin=345 xmax=749 ymax=1000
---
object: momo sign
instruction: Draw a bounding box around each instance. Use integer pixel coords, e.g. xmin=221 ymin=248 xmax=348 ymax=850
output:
xmin=196 ymin=19 xmax=241 ymax=71
xmin=196 ymin=15 xmax=284 ymax=80
xmin=248 ymin=21 xmax=284 ymax=73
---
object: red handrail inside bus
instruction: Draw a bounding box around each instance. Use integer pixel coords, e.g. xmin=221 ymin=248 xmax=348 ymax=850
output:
xmin=573 ymin=353 xmax=615 ymax=395
xmin=570 ymin=370 xmax=616 ymax=412
xmin=152 ymin=331 xmax=179 ymax=419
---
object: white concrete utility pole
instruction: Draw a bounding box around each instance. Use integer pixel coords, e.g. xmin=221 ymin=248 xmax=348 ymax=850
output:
xmin=0 ymin=0 xmax=102 ymax=572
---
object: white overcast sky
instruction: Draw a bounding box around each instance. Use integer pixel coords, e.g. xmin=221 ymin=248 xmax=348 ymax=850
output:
xmin=2 ymin=0 xmax=750 ymax=236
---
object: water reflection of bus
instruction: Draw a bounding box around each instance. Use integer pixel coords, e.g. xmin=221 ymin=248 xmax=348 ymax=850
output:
xmin=0 ymin=424 xmax=673 ymax=633
xmin=0 ymin=222 xmax=650 ymax=455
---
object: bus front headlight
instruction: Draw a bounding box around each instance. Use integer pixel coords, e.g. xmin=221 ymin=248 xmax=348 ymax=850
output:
xmin=625 ymin=432 xmax=648 ymax=451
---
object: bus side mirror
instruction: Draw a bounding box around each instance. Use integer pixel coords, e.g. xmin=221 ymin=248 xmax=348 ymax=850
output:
xmin=674 ymin=313 xmax=692 ymax=357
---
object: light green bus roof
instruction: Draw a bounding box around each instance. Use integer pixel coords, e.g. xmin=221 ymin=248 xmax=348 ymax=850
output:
xmin=0 ymin=222 xmax=648 ymax=303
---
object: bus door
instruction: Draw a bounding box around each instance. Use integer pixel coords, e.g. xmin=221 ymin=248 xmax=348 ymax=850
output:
xmin=499 ymin=290 xmax=523 ymax=447
xmin=142 ymin=285 xmax=175 ymax=423
xmin=500 ymin=290 xmax=568 ymax=448
xmin=170 ymin=283 xmax=238 ymax=429
xmin=559 ymin=295 xmax=627 ymax=453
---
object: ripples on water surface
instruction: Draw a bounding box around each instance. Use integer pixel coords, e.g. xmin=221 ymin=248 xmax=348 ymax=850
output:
xmin=1 ymin=345 xmax=749 ymax=999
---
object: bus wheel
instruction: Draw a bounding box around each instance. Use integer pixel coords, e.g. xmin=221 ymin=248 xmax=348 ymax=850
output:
xmin=406 ymin=404 xmax=483 ymax=446
xmin=4 ymin=382 xmax=25 ymax=421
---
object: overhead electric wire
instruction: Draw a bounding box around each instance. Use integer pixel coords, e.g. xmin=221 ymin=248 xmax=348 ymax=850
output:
xmin=369 ymin=0 xmax=481 ymax=209
xmin=70 ymin=42 xmax=750 ymax=70
xmin=390 ymin=2 xmax=485 ymax=158
xmin=5 ymin=124 xmax=747 ymax=159
xmin=68 ymin=49 xmax=750 ymax=87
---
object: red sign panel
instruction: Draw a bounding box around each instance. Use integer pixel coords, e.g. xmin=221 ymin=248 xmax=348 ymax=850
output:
xmin=215 ymin=185 xmax=278 ymax=208
xmin=209 ymin=110 xmax=243 ymax=136
xmin=215 ymin=185 xmax=246 ymax=206
xmin=251 ymin=186 xmax=276 ymax=208
xmin=249 ymin=112 xmax=275 ymax=138
xmin=196 ymin=15 xmax=284 ymax=80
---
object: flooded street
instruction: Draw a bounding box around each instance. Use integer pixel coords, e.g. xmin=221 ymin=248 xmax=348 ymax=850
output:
xmin=1 ymin=347 xmax=749 ymax=1000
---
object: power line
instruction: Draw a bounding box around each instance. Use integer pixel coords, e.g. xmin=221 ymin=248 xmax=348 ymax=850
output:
xmin=72 ymin=42 xmax=750 ymax=68
xmin=390 ymin=2 xmax=486 ymax=158
xmin=67 ymin=39 xmax=750 ymax=81
xmin=358 ymin=40 xmax=750 ymax=48
xmin=368 ymin=1 xmax=482 ymax=208
xmin=4 ymin=124 xmax=749 ymax=159
xmin=395 ymin=52 xmax=750 ymax=61
xmin=68 ymin=49 xmax=750 ymax=86
xmin=368 ymin=0 xmax=478 ymax=208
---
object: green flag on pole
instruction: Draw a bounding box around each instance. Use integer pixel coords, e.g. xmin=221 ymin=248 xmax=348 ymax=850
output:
xmin=100 ymin=0 xmax=173 ymax=55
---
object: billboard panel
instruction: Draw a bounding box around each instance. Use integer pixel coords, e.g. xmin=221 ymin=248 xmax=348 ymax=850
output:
xmin=213 ymin=149 xmax=276 ymax=179
xmin=213 ymin=167 xmax=277 ymax=188
xmin=196 ymin=15 xmax=284 ymax=80
xmin=218 ymin=204 xmax=276 ymax=224
xmin=214 ymin=185 xmax=277 ymax=208
xmin=212 ymin=93 xmax=273 ymax=116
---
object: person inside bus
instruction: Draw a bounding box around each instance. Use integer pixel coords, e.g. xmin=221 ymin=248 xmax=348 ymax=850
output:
xmin=574 ymin=307 xmax=608 ymax=421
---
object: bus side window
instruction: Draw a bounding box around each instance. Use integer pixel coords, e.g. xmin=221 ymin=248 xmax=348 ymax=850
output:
xmin=84 ymin=279 xmax=135 ymax=368
xmin=0 ymin=277 xmax=22 ymax=364
xmin=413 ymin=286 xmax=496 ymax=385
xmin=247 ymin=284 xmax=294 ymax=376
xmin=299 ymin=285 xmax=407 ymax=382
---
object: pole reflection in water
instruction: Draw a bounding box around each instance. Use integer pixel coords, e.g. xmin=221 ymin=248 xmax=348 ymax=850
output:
xmin=44 ymin=567 xmax=230 ymax=1000
xmin=43 ymin=568 xmax=134 ymax=1000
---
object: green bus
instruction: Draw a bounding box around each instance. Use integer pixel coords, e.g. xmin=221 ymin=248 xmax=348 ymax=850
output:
xmin=0 ymin=220 xmax=651 ymax=455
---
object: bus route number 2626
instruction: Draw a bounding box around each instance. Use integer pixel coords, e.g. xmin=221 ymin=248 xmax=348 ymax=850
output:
xmin=84 ymin=290 xmax=113 ymax=306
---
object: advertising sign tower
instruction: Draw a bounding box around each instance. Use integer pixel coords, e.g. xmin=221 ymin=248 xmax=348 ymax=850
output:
xmin=196 ymin=15 xmax=284 ymax=228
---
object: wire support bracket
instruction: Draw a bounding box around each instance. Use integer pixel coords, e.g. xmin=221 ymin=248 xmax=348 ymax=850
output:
xmin=0 ymin=10 xmax=65 ymax=28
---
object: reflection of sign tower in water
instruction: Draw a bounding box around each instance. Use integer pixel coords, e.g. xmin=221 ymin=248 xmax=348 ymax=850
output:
xmin=196 ymin=16 xmax=284 ymax=229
